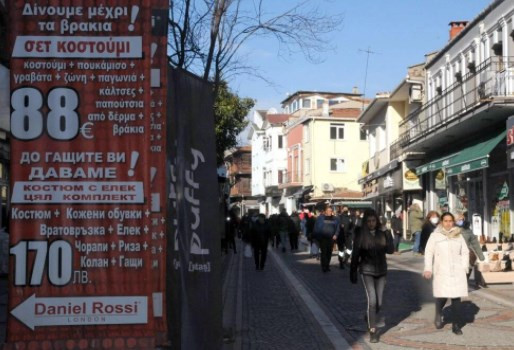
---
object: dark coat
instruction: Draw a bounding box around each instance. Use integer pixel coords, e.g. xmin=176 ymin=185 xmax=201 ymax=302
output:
xmin=391 ymin=216 xmax=403 ymax=236
xmin=314 ymin=215 xmax=340 ymax=239
xmin=251 ymin=220 xmax=271 ymax=248
xmin=420 ymin=222 xmax=436 ymax=253
xmin=350 ymin=227 xmax=394 ymax=277
xmin=338 ymin=212 xmax=352 ymax=235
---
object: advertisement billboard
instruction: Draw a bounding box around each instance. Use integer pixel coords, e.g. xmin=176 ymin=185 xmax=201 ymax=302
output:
xmin=8 ymin=1 xmax=169 ymax=348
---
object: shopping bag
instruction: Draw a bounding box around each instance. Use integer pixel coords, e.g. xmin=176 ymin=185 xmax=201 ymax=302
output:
xmin=244 ymin=244 xmax=253 ymax=258
xmin=310 ymin=241 xmax=319 ymax=255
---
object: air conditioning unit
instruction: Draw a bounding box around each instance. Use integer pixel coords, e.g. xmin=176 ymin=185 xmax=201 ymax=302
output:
xmin=409 ymin=84 xmax=423 ymax=103
xmin=321 ymin=183 xmax=335 ymax=192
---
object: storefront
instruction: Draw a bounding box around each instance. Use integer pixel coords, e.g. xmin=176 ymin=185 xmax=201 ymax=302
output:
xmin=417 ymin=130 xmax=509 ymax=240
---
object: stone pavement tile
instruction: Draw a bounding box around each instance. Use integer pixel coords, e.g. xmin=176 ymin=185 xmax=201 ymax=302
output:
xmin=240 ymin=251 xmax=333 ymax=350
xmin=277 ymin=250 xmax=514 ymax=350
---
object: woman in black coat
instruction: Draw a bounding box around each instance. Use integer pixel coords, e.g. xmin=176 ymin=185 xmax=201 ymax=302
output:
xmin=419 ymin=211 xmax=440 ymax=255
xmin=350 ymin=209 xmax=394 ymax=343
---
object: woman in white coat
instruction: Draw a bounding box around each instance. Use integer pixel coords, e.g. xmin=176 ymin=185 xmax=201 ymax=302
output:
xmin=423 ymin=212 xmax=469 ymax=335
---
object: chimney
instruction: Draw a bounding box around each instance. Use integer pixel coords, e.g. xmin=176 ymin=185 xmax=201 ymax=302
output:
xmin=449 ymin=21 xmax=468 ymax=41
xmin=322 ymin=101 xmax=329 ymax=117
xmin=352 ymin=86 xmax=360 ymax=94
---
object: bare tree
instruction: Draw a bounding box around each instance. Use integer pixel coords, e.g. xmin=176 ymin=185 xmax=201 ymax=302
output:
xmin=168 ymin=0 xmax=343 ymax=86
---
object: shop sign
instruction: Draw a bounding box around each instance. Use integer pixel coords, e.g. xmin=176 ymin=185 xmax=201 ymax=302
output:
xmin=472 ymin=214 xmax=482 ymax=237
xmin=383 ymin=176 xmax=394 ymax=188
xmin=403 ymin=161 xmax=422 ymax=191
xmin=434 ymin=169 xmax=446 ymax=190
xmin=8 ymin=1 xmax=169 ymax=348
xmin=446 ymin=158 xmax=488 ymax=176
xmin=499 ymin=181 xmax=509 ymax=200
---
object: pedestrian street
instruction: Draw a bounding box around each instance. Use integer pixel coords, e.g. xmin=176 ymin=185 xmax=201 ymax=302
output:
xmin=222 ymin=241 xmax=514 ymax=350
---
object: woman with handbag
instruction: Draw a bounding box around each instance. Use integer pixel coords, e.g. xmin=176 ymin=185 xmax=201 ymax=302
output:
xmin=350 ymin=209 xmax=394 ymax=343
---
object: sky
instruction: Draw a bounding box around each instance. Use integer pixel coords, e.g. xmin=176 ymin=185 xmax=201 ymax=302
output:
xmin=229 ymin=0 xmax=494 ymax=112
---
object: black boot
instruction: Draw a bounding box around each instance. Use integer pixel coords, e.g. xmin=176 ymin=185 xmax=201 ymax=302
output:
xmin=369 ymin=328 xmax=379 ymax=343
xmin=434 ymin=315 xmax=444 ymax=329
xmin=452 ymin=323 xmax=462 ymax=335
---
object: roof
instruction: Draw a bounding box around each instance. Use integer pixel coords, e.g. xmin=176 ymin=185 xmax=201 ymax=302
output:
xmin=281 ymin=90 xmax=363 ymax=105
xmin=357 ymin=95 xmax=389 ymax=124
xmin=312 ymin=188 xmax=363 ymax=200
xmin=425 ymin=0 xmax=503 ymax=69
xmin=266 ymin=114 xmax=290 ymax=125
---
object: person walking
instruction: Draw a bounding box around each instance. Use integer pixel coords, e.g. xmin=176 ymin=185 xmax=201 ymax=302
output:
xmin=314 ymin=206 xmax=340 ymax=272
xmin=350 ymin=209 xmax=394 ymax=343
xmin=289 ymin=211 xmax=301 ymax=251
xmin=455 ymin=212 xmax=487 ymax=288
xmin=419 ymin=211 xmax=440 ymax=255
xmin=306 ymin=212 xmax=318 ymax=259
xmin=277 ymin=208 xmax=292 ymax=253
xmin=423 ymin=212 xmax=470 ymax=335
xmin=408 ymin=201 xmax=424 ymax=255
xmin=337 ymin=206 xmax=353 ymax=268
xmin=250 ymin=214 xmax=271 ymax=270
xmin=391 ymin=210 xmax=403 ymax=254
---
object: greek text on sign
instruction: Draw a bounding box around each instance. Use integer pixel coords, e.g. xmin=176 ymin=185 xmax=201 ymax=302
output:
xmin=12 ymin=36 xmax=142 ymax=58
xmin=11 ymin=295 xmax=147 ymax=330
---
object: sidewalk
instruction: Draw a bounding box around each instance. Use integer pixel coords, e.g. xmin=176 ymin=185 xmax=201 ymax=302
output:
xmin=223 ymin=240 xmax=514 ymax=350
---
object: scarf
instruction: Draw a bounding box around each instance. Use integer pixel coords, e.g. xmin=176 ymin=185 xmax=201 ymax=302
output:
xmin=436 ymin=225 xmax=461 ymax=239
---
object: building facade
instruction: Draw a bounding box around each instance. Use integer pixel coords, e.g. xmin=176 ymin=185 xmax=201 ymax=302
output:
xmin=224 ymin=146 xmax=259 ymax=216
xmin=358 ymin=64 xmax=425 ymax=233
xmin=400 ymin=0 xmax=514 ymax=240
xmin=282 ymin=92 xmax=370 ymax=209
xmin=248 ymin=110 xmax=290 ymax=215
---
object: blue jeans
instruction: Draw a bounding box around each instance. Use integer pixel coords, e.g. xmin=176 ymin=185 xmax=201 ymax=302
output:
xmin=412 ymin=231 xmax=421 ymax=253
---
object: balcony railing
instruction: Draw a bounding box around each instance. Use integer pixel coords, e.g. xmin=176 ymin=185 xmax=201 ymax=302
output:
xmin=399 ymin=56 xmax=514 ymax=148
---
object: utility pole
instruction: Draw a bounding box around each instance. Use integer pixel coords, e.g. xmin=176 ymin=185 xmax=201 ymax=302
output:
xmin=358 ymin=47 xmax=380 ymax=108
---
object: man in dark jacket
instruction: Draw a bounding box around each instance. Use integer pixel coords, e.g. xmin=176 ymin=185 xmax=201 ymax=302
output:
xmin=277 ymin=209 xmax=293 ymax=253
xmin=314 ymin=206 xmax=340 ymax=272
xmin=251 ymin=214 xmax=271 ymax=270
xmin=290 ymin=212 xmax=301 ymax=251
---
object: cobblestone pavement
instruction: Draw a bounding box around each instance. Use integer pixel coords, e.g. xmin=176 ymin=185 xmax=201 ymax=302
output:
xmin=239 ymin=247 xmax=333 ymax=350
xmin=275 ymin=247 xmax=514 ymax=350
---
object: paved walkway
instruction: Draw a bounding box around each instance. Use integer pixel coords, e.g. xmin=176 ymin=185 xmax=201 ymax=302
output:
xmin=223 ymin=240 xmax=514 ymax=350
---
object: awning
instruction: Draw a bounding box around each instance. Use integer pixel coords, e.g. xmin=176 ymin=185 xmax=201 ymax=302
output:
xmin=358 ymin=160 xmax=399 ymax=184
xmin=416 ymin=152 xmax=459 ymax=175
xmin=446 ymin=130 xmax=506 ymax=176
xmin=332 ymin=200 xmax=373 ymax=208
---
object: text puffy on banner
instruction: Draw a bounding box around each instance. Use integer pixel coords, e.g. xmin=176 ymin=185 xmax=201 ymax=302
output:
xmin=7 ymin=1 xmax=169 ymax=348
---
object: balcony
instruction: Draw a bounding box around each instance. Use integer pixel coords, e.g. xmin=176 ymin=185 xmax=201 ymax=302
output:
xmin=278 ymin=171 xmax=303 ymax=188
xmin=399 ymin=56 xmax=514 ymax=151
xmin=229 ymin=178 xmax=252 ymax=197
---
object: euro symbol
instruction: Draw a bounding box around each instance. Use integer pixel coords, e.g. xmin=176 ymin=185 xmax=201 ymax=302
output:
xmin=80 ymin=122 xmax=94 ymax=139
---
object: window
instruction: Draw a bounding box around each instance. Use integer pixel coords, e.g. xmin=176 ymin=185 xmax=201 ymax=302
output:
xmin=360 ymin=125 xmax=367 ymax=140
xmin=330 ymin=158 xmax=345 ymax=172
xmin=302 ymin=98 xmax=311 ymax=108
xmin=316 ymin=99 xmax=324 ymax=109
xmin=292 ymin=100 xmax=298 ymax=111
xmin=303 ymin=124 xmax=310 ymax=142
xmin=278 ymin=170 xmax=283 ymax=184
xmin=329 ymin=99 xmax=339 ymax=106
xmin=330 ymin=123 xmax=345 ymax=140
xmin=378 ymin=127 xmax=386 ymax=151
xmin=263 ymin=137 xmax=270 ymax=151
xmin=278 ymin=135 xmax=283 ymax=149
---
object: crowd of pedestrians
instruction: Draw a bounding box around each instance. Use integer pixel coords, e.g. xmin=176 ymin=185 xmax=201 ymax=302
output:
xmin=223 ymin=202 xmax=485 ymax=343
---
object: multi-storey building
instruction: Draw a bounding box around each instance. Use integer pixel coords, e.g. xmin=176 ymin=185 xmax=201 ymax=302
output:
xmin=399 ymin=0 xmax=514 ymax=240
xmin=358 ymin=64 xmax=425 ymax=226
xmin=248 ymin=110 xmax=290 ymax=215
xmin=281 ymin=91 xmax=370 ymax=210
xmin=224 ymin=146 xmax=259 ymax=216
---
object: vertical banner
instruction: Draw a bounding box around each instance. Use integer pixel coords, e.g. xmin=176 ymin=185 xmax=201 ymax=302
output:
xmin=8 ymin=1 xmax=169 ymax=348
xmin=167 ymin=68 xmax=222 ymax=349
